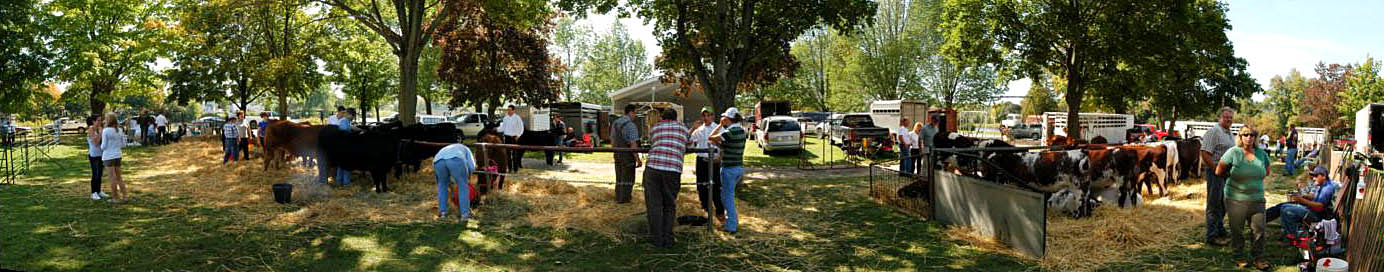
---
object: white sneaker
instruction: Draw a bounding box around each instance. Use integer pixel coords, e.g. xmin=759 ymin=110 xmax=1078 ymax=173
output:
xmin=91 ymin=192 xmax=102 ymax=200
xmin=99 ymin=192 xmax=110 ymax=198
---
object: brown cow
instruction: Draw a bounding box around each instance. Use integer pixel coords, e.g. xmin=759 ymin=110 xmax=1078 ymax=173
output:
xmin=1115 ymin=145 xmax=1171 ymax=199
xmin=262 ymin=120 xmax=323 ymax=170
xmin=473 ymin=133 xmax=510 ymax=197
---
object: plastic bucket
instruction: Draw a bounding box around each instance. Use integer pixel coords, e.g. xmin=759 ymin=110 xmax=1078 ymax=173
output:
xmin=1316 ymin=257 xmax=1347 ymax=272
xmin=272 ymin=183 xmax=293 ymax=204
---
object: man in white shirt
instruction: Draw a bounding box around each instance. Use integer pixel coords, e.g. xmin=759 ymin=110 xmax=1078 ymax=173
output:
xmin=896 ymin=118 xmax=915 ymax=176
xmin=499 ymin=105 xmax=525 ymax=172
xmin=691 ymin=107 xmax=724 ymax=221
xmin=155 ymin=113 xmax=168 ymax=145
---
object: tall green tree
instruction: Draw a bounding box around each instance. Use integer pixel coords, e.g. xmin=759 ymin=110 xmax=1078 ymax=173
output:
xmin=1 ymin=0 xmax=49 ymax=115
xmin=1268 ymin=69 xmax=1308 ymax=129
xmin=1020 ymin=75 xmax=1059 ymax=116
xmin=1129 ymin=0 xmax=1257 ymax=131
xmin=557 ymin=0 xmax=877 ymax=115
xmin=793 ymin=26 xmax=839 ymax=112
xmin=416 ymin=46 xmax=445 ymax=114
xmin=574 ymin=22 xmax=651 ymax=105
xmin=42 ymin=0 xmax=170 ymax=115
xmin=551 ymin=16 xmax=593 ymax=102
xmin=939 ymin=0 xmax=1210 ymax=139
xmin=166 ymin=0 xmax=267 ymax=113
xmin=324 ymin=16 xmax=397 ymax=121
xmin=1339 ymin=57 xmax=1384 ymax=126
xmin=854 ymin=0 xmax=923 ymax=101
xmin=254 ymin=0 xmax=326 ymax=116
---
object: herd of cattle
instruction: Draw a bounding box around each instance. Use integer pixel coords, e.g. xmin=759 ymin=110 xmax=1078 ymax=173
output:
xmin=908 ymin=132 xmax=1206 ymax=218
xmin=254 ymin=119 xmax=558 ymax=202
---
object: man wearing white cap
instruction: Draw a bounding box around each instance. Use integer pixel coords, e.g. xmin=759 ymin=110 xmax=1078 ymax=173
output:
xmin=710 ymin=107 xmax=747 ymax=234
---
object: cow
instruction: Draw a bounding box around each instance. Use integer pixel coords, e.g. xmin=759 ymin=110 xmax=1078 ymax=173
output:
xmin=262 ymin=120 xmax=324 ymax=170
xmin=1175 ymin=138 xmax=1203 ymax=180
xmin=472 ymin=128 xmax=510 ymax=196
xmin=1090 ymin=135 xmax=1108 ymax=145
xmin=364 ymin=122 xmax=463 ymax=177
xmin=316 ymin=127 xmax=450 ymax=193
xmin=1111 ymin=145 xmax=1172 ymax=205
xmin=1086 ymin=147 xmax=1142 ymax=210
xmin=990 ymin=150 xmax=1092 ymax=217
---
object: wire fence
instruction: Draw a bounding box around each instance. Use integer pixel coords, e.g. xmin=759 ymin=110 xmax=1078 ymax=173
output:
xmin=2 ymin=128 xmax=62 ymax=184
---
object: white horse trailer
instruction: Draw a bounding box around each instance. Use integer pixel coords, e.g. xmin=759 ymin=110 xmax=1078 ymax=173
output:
xmin=869 ymin=100 xmax=928 ymax=130
xmin=1356 ymin=104 xmax=1384 ymax=154
xmin=1042 ymin=112 xmax=1134 ymax=144
xmin=1295 ymin=127 xmax=1327 ymax=148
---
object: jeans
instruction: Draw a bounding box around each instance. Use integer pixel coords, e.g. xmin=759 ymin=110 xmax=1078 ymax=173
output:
xmin=1266 ymin=203 xmax=1313 ymax=236
xmin=223 ymin=138 xmax=239 ymax=163
xmin=1205 ymin=168 xmax=1227 ymax=240
xmin=336 ymin=168 xmax=351 ymax=185
xmin=721 ymin=167 xmax=744 ymax=233
xmin=899 ymin=148 xmax=914 ymax=176
xmin=695 ymin=157 xmax=724 ymax=218
xmin=1285 ymin=148 xmax=1299 ymax=175
xmin=434 ymin=158 xmax=471 ymax=218
xmin=1227 ymin=199 xmax=1266 ymax=259
xmin=643 ymin=168 xmax=681 ymax=246
xmin=239 ymin=138 xmax=251 ymax=160
xmin=89 ymin=155 xmax=104 ymax=193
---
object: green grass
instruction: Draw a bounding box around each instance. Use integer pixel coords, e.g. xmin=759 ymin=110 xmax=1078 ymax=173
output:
xmin=0 ymin=139 xmax=1320 ymax=271
xmin=522 ymin=137 xmax=869 ymax=168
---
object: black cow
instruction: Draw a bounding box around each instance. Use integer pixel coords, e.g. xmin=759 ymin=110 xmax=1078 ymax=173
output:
xmin=365 ymin=123 xmax=463 ymax=177
xmin=316 ymin=127 xmax=449 ymax=193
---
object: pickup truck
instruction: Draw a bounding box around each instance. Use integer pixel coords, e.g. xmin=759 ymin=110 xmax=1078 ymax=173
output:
xmin=1126 ymin=124 xmax=1171 ymax=142
xmin=828 ymin=113 xmax=891 ymax=157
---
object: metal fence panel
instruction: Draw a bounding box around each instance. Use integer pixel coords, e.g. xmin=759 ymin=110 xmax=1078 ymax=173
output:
xmin=1349 ymin=168 xmax=1384 ymax=271
xmin=932 ymin=171 xmax=1047 ymax=258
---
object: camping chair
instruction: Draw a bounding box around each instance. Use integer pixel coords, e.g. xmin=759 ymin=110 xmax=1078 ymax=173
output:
xmin=573 ymin=133 xmax=594 ymax=148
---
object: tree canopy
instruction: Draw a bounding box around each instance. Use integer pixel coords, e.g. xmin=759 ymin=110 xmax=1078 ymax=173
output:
xmin=41 ymin=0 xmax=171 ymax=116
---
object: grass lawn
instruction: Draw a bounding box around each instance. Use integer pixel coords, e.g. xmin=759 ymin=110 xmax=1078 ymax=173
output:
xmin=0 ymin=138 xmax=1320 ymax=271
xmin=521 ymin=137 xmax=873 ymax=168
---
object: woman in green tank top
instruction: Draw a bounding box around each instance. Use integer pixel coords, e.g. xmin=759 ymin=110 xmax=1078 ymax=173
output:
xmin=1214 ymin=126 xmax=1270 ymax=270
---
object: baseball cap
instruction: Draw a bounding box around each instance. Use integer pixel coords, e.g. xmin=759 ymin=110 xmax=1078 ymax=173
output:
xmin=722 ymin=107 xmax=739 ymax=118
xmin=1310 ymin=166 xmax=1329 ymax=177
xmin=701 ymin=106 xmax=713 ymax=113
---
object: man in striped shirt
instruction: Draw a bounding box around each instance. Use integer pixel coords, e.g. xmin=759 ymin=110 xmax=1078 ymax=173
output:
xmin=643 ymin=108 xmax=689 ymax=248
xmin=710 ymin=107 xmax=747 ymax=234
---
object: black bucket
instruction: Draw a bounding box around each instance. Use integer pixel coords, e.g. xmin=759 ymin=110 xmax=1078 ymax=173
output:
xmin=272 ymin=183 xmax=293 ymax=204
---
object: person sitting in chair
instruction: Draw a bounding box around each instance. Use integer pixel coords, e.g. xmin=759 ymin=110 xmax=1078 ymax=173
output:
xmin=1266 ymin=166 xmax=1338 ymax=240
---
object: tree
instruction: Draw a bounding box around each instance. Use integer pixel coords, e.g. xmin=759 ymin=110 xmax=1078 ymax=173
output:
xmin=1338 ymin=57 xmax=1384 ymax=127
xmin=435 ymin=0 xmax=562 ymax=115
xmin=1268 ymin=69 xmax=1308 ymax=130
xmin=254 ymin=0 xmax=326 ymax=116
xmin=1128 ymin=0 xmax=1258 ymax=132
xmin=557 ymin=0 xmax=877 ymax=115
xmin=324 ymin=17 xmax=397 ymax=122
xmin=551 ymin=16 xmax=593 ymax=101
xmin=1020 ymin=76 xmax=1059 ymax=117
xmin=1 ymin=0 xmax=49 ymax=115
xmin=574 ymin=22 xmax=651 ymax=105
xmin=416 ymin=46 xmax=445 ymax=114
xmin=42 ymin=0 xmax=170 ymax=115
xmin=166 ymin=0 xmax=270 ymax=113
xmin=854 ymin=0 xmax=923 ymax=101
xmin=793 ymin=26 xmax=838 ymax=112
xmin=1299 ymin=62 xmax=1351 ymax=134
xmin=991 ymin=101 xmax=1020 ymax=123
xmin=940 ymin=0 xmax=1197 ymax=140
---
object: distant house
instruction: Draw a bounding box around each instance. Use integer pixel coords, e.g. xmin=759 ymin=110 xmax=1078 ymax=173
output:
xmin=608 ymin=77 xmax=711 ymax=125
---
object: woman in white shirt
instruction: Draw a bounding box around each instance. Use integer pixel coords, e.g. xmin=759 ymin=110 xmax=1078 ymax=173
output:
xmin=100 ymin=113 xmax=129 ymax=203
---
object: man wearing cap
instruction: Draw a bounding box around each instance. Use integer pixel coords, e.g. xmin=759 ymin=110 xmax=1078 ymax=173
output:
xmin=710 ymin=108 xmax=747 ymax=234
xmin=1266 ymin=166 xmax=1338 ymax=239
xmin=691 ymin=106 xmax=724 ymax=221
xmin=610 ymin=104 xmax=642 ymax=203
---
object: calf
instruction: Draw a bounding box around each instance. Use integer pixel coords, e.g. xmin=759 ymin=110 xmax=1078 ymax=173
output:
xmin=262 ymin=120 xmax=323 ymax=170
xmin=1176 ymin=138 xmax=1202 ymax=180
xmin=1086 ymin=147 xmax=1141 ymax=209
xmin=316 ymin=127 xmax=449 ymax=193
xmin=473 ymin=133 xmax=510 ymax=196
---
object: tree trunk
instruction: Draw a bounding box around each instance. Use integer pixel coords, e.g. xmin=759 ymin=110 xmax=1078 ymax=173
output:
xmin=397 ymin=51 xmax=420 ymax=125
xmin=89 ymin=82 xmax=110 ymax=116
xmin=423 ymin=95 xmax=433 ymax=115
xmin=374 ymin=105 xmax=381 ymax=123
xmin=1065 ymin=67 xmax=1083 ymax=141
xmin=277 ymin=85 xmax=289 ymax=117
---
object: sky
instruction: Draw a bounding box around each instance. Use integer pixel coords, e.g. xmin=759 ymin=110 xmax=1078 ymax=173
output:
xmin=575 ymin=1 xmax=1384 ymax=104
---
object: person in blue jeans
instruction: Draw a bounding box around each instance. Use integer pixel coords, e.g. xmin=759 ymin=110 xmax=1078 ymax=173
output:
xmin=1266 ymin=166 xmax=1338 ymax=238
xmin=1284 ymin=129 xmax=1299 ymax=175
xmin=222 ymin=116 xmax=239 ymax=164
xmin=711 ymin=108 xmax=747 ymax=234
xmin=434 ymin=143 xmax=477 ymax=224
xmin=334 ymin=109 xmax=355 ymax=185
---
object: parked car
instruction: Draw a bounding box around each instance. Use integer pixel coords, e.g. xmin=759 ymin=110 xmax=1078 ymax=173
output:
xmin=41 ymin=118 xmax=86 ymax=133
xmin=756 ymin=116 xmax=803 ymax=152
xmin=794 ymin=111 xmax=831 ymax=136
xmin=417 ymin=115 xmax=450 ymax=125
xmin=1008 ymin=123 xmax=1043 ymax=139
xmin=451 ymin=112 xmax=492 ymax=139
xmin=828 ymin=113 xmax=891 ymax=156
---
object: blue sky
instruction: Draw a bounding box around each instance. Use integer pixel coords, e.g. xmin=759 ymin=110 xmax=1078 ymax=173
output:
xmin=582 ymin=1 xmax=1384 ymax=103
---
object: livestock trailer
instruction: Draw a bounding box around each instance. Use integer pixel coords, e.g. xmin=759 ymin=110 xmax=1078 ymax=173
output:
xmin=629 ymin=102 xmax=684 ymax=143
xmin=1355 ymin=103 xmax=1384 ymax=154
xmin=1041 ymin=112 xmax=1135 ymax=144
xmin=869 ymin=100 xmax=929 ymax=130
xmin=1295 ymin=127 xmax=1328 ymax=148
xmin=550 ymin=102 xmax=603 ymax=146
xmin=512 ymin=104 xmax=551 ymax=133
xmin=1164 ymin=121 xmax=1244 ymax=139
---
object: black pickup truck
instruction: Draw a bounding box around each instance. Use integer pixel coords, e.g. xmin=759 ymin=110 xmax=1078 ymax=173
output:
xmin=828 ymin=113 xmax=892 ymax=157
